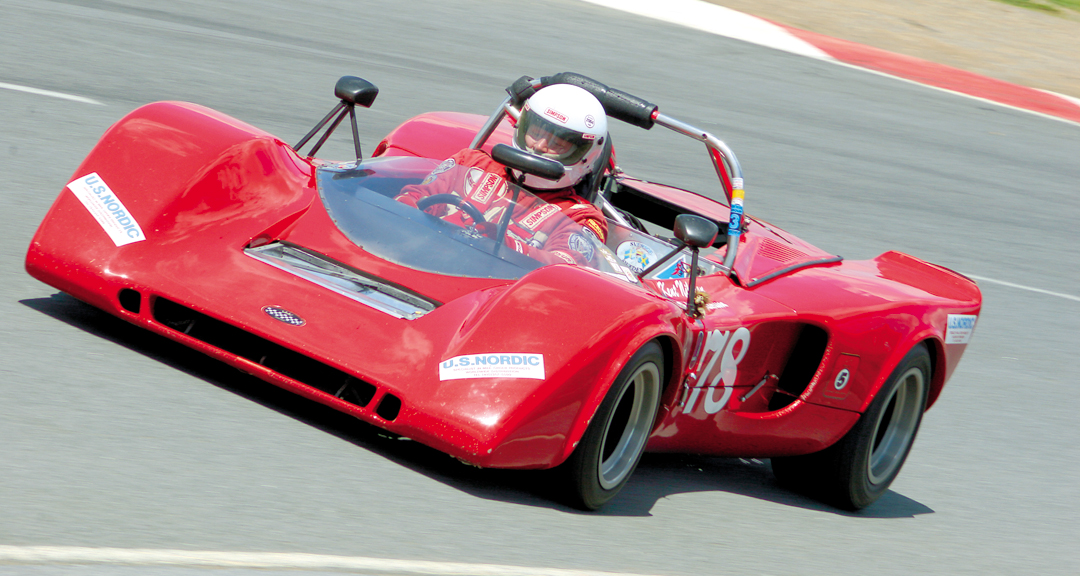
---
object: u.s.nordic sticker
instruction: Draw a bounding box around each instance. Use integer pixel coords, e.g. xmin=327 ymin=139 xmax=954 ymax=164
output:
xmin=945 ymin=314 xmax=977 ymax=344
xmin=439 ymin=353 xmax=545 ymax=380
xmin=67 ymin=172 xmax=146 ymax=246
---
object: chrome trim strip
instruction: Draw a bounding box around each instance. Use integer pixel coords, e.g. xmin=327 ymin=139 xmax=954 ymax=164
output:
xmin=245 ymin=243 xmax=438 ymax=320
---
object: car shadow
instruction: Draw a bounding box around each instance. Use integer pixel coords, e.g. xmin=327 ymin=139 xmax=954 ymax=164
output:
xmin=22 ymin=292 xmax=934 ymax=520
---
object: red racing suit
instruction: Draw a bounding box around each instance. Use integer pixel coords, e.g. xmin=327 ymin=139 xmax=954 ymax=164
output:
xmin=395 ymin=148 xmax=608 ymax=266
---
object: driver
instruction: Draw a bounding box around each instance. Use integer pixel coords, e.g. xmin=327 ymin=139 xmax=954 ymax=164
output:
xmin=395 ymin=84 xmax=609 ymax=265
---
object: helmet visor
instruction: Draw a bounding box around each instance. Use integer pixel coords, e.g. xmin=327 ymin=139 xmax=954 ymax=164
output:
xmin=514 ymin=108 xmax=596 ymax=166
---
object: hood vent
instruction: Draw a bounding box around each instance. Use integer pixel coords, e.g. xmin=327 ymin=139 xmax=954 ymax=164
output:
xmin=245 ymin=242 xmax=439 ymax=320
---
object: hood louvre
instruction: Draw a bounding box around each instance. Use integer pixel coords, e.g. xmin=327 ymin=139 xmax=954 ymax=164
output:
xmin=245 ymin=242 xmax=439 ymax=320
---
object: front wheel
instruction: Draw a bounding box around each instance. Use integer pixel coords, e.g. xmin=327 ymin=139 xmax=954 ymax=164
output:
xmin=772 ymin=344 xmax=931 ymax=510
xmin=561 ymin=341 xmax=663 ymax=510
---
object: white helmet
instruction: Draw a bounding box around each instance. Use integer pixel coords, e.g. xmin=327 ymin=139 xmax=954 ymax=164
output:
xmin=512 ymin=84 xmax=608 ymax=190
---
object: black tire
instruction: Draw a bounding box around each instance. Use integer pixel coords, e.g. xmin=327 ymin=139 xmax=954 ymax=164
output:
xmin=561 ymin=341 xmax=663 ymax=510
xmin=772 ymin=344 xmax=931 ymax=510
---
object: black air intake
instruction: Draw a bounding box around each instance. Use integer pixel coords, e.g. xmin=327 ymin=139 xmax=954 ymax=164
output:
xmin=152 ymin=297 xmax=378 ymax=408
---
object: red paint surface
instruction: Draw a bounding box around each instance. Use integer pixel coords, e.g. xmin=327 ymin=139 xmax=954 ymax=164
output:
xmin=26 ymin=101 xmax=982 ymax=469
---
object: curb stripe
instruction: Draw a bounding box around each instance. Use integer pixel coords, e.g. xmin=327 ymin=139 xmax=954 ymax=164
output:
xmin=0 ymin=545 xmax=664 ymax=576
xmin=776 ymin=24 xmax=1080 ymax=124
xmin=580 ymin=0 xmax=830 ymax=59
xmin=580 ymin=0 xmax=1080 ymax=126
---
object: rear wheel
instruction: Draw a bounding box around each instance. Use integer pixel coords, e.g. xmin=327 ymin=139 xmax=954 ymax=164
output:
xmin=561 ymin=341 xmax=663 ymax=510
xmin=772 ymin=344 xmax=931 ymax=510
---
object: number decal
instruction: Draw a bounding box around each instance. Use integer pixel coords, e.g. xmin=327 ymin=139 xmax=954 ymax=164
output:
xmin=683 ymin=327 xmax=751 ymax=414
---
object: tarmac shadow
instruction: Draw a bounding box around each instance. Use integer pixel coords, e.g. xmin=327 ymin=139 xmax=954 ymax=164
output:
xmin=22 ymin=292 xmax=934 ymax=519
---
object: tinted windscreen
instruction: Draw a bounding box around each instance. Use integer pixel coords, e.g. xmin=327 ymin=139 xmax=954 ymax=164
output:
xmin=317 ymin=156 xmax=625 ymax=281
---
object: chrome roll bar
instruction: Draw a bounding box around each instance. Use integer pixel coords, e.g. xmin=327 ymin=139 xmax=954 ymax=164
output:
xmin=471 ymin=77 xmax=747 ymax=274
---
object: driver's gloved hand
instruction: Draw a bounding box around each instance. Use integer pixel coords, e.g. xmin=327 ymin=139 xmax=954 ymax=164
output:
xmin=394 ymin=193 xmax=419 ymax=208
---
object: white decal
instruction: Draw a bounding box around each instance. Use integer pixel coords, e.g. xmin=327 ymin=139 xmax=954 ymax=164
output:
xmin=705 ymin=301 xmax=728 ymax=310
xmin=550 ymin=250 xmax=577 ymax=265
xmin=67 ymin=172 xmax=146 ymax=246
xmin=617 ymin=241 xmax=656 ymax=273
xmin=469 ymin=172 xmax=504 ymax=204
xmin=544 ymin=108 xmax=568 ymax=124
xmin=654 ymin=278 xmax=689 ymax=300
xmin=683 ymin=327 xmax=751 ymax=414
xmin=655 ymin=256 xmax=691 ymax=279
xmin=834 ymin=368 xmax=850 ymax=390
xmin=461 ymin=167 xmax=485 ymax=193
xmin=422 ymin=158 xmax=456 ymax=184
xmin=520 ymin=204 xmax=560 ymax=230
xmin=945 ymin=314 xmax=977 ymax=344
xmin=432 ymin=157 xmax=456 ymax=174
xmin=731 ymin=177 xmax=744 ymax=190
xmin=439 ymin=353 xmax=545 ymax=380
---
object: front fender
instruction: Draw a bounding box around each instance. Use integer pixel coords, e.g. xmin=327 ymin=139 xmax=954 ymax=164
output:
xmin=405 ymin=264 xmax=684 ymax=469
xmin=26 ymin=101 xmax=316 ymax=313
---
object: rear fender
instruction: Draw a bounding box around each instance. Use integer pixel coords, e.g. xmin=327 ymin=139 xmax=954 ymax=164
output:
xmin=801 ymin=252 xmax=981 ymax=415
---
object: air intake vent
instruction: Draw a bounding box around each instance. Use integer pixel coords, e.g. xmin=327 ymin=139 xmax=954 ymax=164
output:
xmin=119 ymin=289 xmax=141 ymax=313
xmin=152 ymin=297 xmax=377 ymax=408
xmin=376 ymin=393 xmax=402 ymax=421
xmin=758 ymin=238 xmax=805 ymax=263
xmin=769 ymin=324 xmax=828 ymax=411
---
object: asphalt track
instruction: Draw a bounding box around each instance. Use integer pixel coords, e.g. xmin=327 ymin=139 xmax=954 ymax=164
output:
xmin=2 ymin=1 xmax=1078 ymax=575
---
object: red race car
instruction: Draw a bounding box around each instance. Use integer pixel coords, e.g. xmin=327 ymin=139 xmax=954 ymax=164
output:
xmin=26 ymin=73 xmax=981 ymax=510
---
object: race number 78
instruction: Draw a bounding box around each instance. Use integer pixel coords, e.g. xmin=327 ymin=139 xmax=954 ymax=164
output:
xmin=683 ymin=327 xmax=751 ymax=415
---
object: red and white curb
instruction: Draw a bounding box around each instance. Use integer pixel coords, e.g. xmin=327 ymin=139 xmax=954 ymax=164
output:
xmin=582 ymin=0 xmax=1080 ymax=126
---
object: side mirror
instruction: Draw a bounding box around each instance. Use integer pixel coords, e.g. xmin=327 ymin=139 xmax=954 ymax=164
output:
xmin=296 ymin=76 xmax=379 ymax=161
xmin=491 ymin=144 xmax=565 ymax=181
xmin=674 ymin=214 xmax=719 ymax=248
xmin=335 ymin=76 xmax=379 ymax=108
xmin=673 ymin=214 xmax=719 ymax=318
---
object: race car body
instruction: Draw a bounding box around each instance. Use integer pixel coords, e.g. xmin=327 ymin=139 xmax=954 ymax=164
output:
xmin=27 ymin=73 xmax=980 ymax=510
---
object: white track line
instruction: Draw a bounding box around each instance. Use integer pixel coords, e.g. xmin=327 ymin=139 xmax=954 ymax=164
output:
xmin=0 ymin=545 xmax=663 ymax=576
xmin=0 ymin=81 xmax=103 ymax=105
xmin=966 ymin=275 xmax=1080 ymax=303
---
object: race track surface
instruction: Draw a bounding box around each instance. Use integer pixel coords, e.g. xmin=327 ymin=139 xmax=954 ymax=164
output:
xmin=2 ymin=1 xmax=1078 ymax=575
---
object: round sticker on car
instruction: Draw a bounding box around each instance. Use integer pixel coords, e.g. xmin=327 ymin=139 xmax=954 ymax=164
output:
xmin=617 ymin=241 xmax=656 ymax=273
xmin=834 ymin=368 xmax=850 ymax=390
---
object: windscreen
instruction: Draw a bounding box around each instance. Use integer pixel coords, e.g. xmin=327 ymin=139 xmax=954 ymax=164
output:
xmin=317 ymin=156 xmax=632 ymax=281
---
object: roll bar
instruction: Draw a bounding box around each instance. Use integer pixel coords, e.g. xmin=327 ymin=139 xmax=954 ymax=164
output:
xmin=470 ymin=73 xmax=746 ymax=273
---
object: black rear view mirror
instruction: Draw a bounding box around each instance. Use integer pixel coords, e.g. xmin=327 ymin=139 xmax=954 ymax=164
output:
xmin=491 ymin=144 xmax=565 ymax=181
xmin=674 ymin=214 xmax=719 ymax=248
